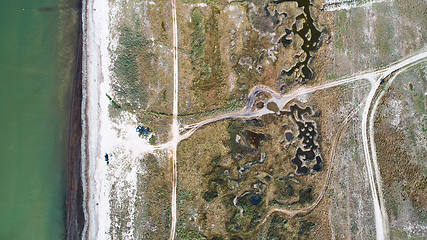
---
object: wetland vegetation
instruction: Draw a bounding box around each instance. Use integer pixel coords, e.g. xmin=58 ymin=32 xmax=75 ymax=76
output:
xmin=104 ymin=0 xmax=427 ymax=238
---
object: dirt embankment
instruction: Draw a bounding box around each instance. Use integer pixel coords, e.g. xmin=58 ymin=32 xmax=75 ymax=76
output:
xmin=66 ymin=1 xmax=85 ymax=239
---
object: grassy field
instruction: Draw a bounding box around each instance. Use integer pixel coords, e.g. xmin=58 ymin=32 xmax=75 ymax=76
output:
xmin=105 ymin=0 xmax=427 ymax=238
xmin=374 ymin=65 xmax=427 ymax=239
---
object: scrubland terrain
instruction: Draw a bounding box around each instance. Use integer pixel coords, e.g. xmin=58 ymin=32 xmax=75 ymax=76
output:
xmin=88 ymin=0 xmax=427 ymax=239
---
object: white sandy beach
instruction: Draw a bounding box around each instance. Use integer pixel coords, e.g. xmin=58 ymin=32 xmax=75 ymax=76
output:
xmin=81 ymin=0 xmax=111 ymax=238
xmin=81 ymin=0 xmax=155 ymax=239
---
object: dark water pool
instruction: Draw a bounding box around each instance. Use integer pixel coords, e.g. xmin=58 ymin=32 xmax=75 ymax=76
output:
xmin=246 ymin=130 xmax=266 ymax=149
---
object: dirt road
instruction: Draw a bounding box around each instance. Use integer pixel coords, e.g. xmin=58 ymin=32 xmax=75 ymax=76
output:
xmin=169 ymin=0 xmax=179 ymax=238
xmin=360 ymin=52 xmax=427 ymax=240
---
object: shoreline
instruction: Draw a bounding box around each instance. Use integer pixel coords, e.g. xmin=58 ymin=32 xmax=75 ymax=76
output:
xmin=66 ymin=0 xmax=85 ymax=239
xmin=81 ymin=0 xmax=113 ymax=238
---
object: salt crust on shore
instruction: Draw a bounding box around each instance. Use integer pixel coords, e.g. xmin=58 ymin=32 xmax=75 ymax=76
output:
xmin=82 ymin=0 xmax=155 ymax=239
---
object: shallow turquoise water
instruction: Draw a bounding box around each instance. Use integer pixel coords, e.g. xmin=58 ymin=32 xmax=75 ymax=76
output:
xmin=0 ymin=0 xmax=78 ymax=239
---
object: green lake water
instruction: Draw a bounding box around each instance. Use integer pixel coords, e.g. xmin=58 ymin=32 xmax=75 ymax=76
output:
xmin=0 ymin=0 xmax=79 ymax=239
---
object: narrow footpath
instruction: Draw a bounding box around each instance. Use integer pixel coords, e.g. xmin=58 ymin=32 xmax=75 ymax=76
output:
xmin=169 ymin=0 xmax=179 ymax=238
